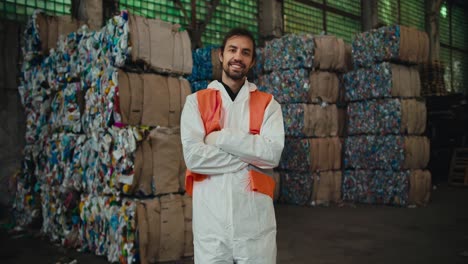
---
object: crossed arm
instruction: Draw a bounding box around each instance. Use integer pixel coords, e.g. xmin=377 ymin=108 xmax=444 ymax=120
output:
xmin=180 ymin=95 xmax=285 ymax=175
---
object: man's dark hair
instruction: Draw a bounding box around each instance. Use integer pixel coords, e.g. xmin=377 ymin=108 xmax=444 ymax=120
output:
xmin=220 ymin=28 xmax=256 ymax=61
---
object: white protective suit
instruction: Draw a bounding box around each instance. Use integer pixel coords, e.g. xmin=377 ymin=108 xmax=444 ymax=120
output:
xmin=181 ymin=79 xmax=285 ymax=264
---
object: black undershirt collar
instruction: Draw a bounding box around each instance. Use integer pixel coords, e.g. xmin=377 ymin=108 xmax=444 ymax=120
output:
xmin=220 ymin=81 xmax=241 ymax=101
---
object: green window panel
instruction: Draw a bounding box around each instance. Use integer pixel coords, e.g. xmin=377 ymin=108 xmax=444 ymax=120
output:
xmin=120 ymin=0 xmax=180 ymax=20
xmin=400 ymin=0 xmax=425 ymax=31
xmin=119 ymin=0 xmax=258 ymax=47
xmin=203 ymin=0 xmax=258 ymax=46
xmin=452 ymin=50 xmax=468 ymax=93
xmin=378 ymin=0 xmax=398 ymax=26
xmin=0 ymin=0 xmax=72 ymax=21
xmin=326 ymin=11 xmax=361 ymax=44
xmin=440 ymin=47 xmax=452 ymax=92
xmin=439 ymin=2 xmax=450 ymax=45
xmin=451 ymin=5 xmax=467 ymax=51
xmin=284 ymin=1 xmax=324 ymax=35
xmin=327 ymin=0 xmax=361 ymax=16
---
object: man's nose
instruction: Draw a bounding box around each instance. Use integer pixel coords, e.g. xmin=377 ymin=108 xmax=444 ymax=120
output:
xmin=233 ymin=50 xmax=242 ymax=60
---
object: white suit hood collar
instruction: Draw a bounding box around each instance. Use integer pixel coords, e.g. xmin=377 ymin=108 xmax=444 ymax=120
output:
xmin=207 ymin=79 xmax=258 ymax=94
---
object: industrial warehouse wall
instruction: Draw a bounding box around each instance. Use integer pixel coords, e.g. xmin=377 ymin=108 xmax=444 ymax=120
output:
xmin=0 ymin=19 xmax=25 ymax=206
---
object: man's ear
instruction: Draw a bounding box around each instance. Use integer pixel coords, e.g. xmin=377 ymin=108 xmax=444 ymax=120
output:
xmin=218 ymin=48 xmax=223 ymax=63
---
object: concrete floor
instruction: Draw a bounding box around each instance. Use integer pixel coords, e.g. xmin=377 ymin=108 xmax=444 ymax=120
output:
xmin=1 ymin=184 xmax=467 ymax=264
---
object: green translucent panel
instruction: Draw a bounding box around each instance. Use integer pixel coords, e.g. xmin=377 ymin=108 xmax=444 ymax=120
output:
xmin=26 ymin=7 xmax=35 ymax=16
xmin=118 ymin=0 xmax=258 ymax=46
xmin=452 ymin=50 xmax=468 ymax=94
xmin=451 ymin=6 xmax=468 ymax=50
xmin=327 ymin=0 xmax=361 ymax=16
xmin=439 ymin=3 xmax=450 ymax=45
xmin=17 ymin=6 xmax=26 ymax=15
xmin=440 ymin=47 xmax=452 ymax=92
xmin=378 ymin=0 xmax=398 ymax=26
xmin=120 ymin=0 xmax=191 ymax=29
xmin=5 ymin=2 xmax=16 ymax=13
xmin=0 ymin=0 xmax=72 ymax=21
xmin=37 ymin=0 xmax=46 ymax=9
xmin=326 ymin=11 xmax=361 ymax=44
xmin=202 ymin=0 xmax=258 ymax=46
xmin=400 ymin=0 xmax=425 ymax=31
xmin=284 ymin=0 xmax=323 ymax=35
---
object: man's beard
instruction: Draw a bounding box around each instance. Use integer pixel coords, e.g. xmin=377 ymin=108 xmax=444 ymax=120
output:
xmin=223 ymin=62 xmax=247 ymax=80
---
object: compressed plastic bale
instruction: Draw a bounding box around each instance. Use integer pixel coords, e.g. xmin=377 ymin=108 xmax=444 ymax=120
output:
xmin=344 ymin=135 xmax=430 ymax=170
xmin=263 ymin=34 xmax=314 ymax=72
xmin=258 ymin=68 xmax=310 ymax=104
xmin=310 ymin=137 xmax=342 ymax=171
xmin=129 ymin=14 xmax=150 ymax=64
xmin=173 ymin=29 xmax=193 ymax=75
xmin=35 ymin=13 xmax=83 ymax=54
xmin=182 ymin=194 xmax=194 ymax=257
xmin=279 ymin=138 xmax=310 ymax=171
xmin=279 ymin=137 xmax=342 ymax=172
xmin=188 ymin=45 xmax=220 ymax=82
xmin=128 ymin=138 xmax=153 ymax=196
xmin=352 ymin=25 xmax=429 ymax=67
xmin=158 ymin=194 xmax=185 ymax=262
xmin=344 ymin=62 xmax=421 ymax=102
xmin=109 ymin=126 xmax=139 ymax=194
xmin=141 ymin=74 xmax=190 ymax=127
xmin=313 ymin=35 xmax=346 ymax=72
xmin=311 ymin=170 xmax=342 ymax=206
xmin=136 ymin=201 xmax=150 ymax=264
xmin=119 ymin=13 xmax=195 ymax=73
xmin=347 ymin=98 xmax=427 ymax=135
xmin=309 ymin=71 xmax=340 ymax=103
xmin=149 ymin=19 xmax=174 ymax=72
xmin=278 ymin=170 xmax=313 ymax=206
xmin=137 ymin=198 xmax=161 ymax=264
xmin=149 ymin=127 xmax=184 ymax=195
xmin=249 ymin=47 xmax=264 ymax=80
xmin=79 ymin=195 xmax=137 ymax=261
xmin=342 ymin=169 xmax=409 ymax=206
xmin=281 ymin=104 xmax=308 ymax=137
xmin=80 ymin=131 xmax=113 ymax=194
xmin=403 ymin=136 xmax=430 ymax=169
xmin=408 ymin=169 xmax=432 ymax=206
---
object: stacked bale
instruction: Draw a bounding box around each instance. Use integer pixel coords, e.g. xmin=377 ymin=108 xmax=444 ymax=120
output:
xmin=187 ymin=45 xmax=221 ymax=92
xmin=122 ymin=15 xmax=194 ymax=262
xmin=343 ymin=25 xmax=432 ymax=207
xmin=259 ymin=34 xmax=349 ymax=206
xmin=16 ymin=10 xmax=194 ymax=263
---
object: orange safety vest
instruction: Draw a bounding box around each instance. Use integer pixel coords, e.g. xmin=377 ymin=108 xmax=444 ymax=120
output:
xmin=185 ymin=88 xmax=276 ymax=199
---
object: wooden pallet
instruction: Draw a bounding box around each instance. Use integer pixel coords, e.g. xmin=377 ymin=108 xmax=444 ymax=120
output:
xmin=448 ymin=148 xmax=468 ymax=186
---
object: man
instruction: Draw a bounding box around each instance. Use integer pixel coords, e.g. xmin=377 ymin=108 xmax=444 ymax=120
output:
xmin=181 ymin=28 xmax=284 ymax=263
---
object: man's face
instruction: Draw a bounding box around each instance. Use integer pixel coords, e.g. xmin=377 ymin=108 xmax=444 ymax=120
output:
xmin=219 ymin=35 xmax=255 ymax=81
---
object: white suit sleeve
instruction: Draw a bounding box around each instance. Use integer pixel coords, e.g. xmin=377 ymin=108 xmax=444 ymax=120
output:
xmin=181 ymin=94 xmax=248 ymax=175
xmin=215 ymin=99 xmax=285 ymax=169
